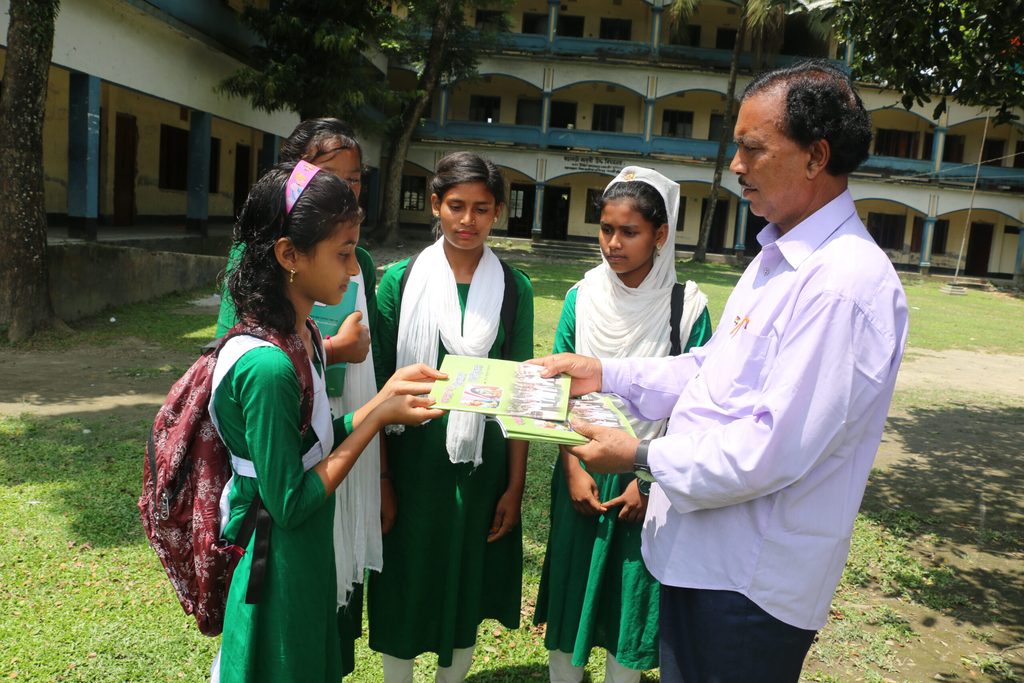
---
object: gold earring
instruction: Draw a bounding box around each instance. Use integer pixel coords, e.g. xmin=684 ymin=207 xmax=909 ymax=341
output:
xmin=289 ymin=269 xmax=296 ymax=284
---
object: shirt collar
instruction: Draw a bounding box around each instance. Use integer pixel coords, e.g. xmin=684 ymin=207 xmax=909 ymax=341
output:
xmin=756 ymin=190 xmax=857 ymax=270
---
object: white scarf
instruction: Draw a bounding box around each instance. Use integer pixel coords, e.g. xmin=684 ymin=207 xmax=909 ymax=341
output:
xmin=329 ymin=268 xmax=382 ymax=607
xmin=396 ymin=237 xmax=505 ymax=466
xmin=575 ymin=166 xmax=708 ymax=441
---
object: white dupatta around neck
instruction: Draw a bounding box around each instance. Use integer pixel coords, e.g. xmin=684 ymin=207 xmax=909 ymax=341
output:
xmin=396 ymin=237 xmax=505 ymax=466
xmin=575 ymin=166 xmax=708 ymax=440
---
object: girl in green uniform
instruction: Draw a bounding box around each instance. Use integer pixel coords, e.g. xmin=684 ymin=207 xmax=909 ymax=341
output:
xmin=210 ymin=161 xmax=443 ymax=683
xmin=534 ymin=166 xmax=712 ymax=683
xmin=368 ymin=152 xmax=534 ymax=682
xmin=215 ymin=119 xmax=385 ymax=676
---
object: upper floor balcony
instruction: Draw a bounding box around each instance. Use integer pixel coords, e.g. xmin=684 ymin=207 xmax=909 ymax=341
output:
xmin=475 ymin=0 xmax=847 ymax=74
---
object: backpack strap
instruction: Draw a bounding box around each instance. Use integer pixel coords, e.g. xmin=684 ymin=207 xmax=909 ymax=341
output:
xmin=399 ymin=254 xmax=519 ymax=359
xmin=498 ymin=260 xmax=518 ymax=359
xmin=669 ymin=282 xmax=686 ymax=356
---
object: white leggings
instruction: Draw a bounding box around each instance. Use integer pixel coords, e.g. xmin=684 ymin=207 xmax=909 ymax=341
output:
xmin=382 ymin=645 xmax=476 ymax=683
xmin=548 ymin=649 xmax=642 ymax=683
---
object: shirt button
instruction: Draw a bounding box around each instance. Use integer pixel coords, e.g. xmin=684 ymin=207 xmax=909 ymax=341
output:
xmin=763 ymin=268 xmax=769 ymax=275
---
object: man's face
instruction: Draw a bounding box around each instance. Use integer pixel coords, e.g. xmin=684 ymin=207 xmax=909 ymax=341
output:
xmin=729 ymin=90 xmax=815 ymax=233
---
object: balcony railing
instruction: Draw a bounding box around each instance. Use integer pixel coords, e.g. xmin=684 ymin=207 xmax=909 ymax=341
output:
xmin=486 ymin=30 xmax=847 ymax=72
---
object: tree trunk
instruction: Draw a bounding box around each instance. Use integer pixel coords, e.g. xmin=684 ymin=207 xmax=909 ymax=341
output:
xmin=378 ymin=0 xmax=458 ymax=245
xmin=0 ymin=0 xmax=60 ymax=342
xmin=693 ymin=0 xmax=747 ymax=263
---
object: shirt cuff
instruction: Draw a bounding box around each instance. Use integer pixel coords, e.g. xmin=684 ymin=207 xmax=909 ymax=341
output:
xmin=601 ymin=358 xmax=633 ymax=398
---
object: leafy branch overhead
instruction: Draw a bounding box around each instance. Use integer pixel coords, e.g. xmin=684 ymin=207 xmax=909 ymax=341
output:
xmin=833 ymin=0 xmax=1024 ymax=122
xmin=219 ymin=1 xmax=396 ymax=124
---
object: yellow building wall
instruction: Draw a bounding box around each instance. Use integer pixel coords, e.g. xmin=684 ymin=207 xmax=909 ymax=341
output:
xmin=655 ymin=91 xmax=729 ymax=140
xmin=551 ymin=84 xmax=645 ymax=134
xmin=448 ymin=76 xmax=542 ymax=124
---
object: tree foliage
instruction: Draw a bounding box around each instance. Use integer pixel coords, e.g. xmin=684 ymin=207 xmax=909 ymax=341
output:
xmin=220 ymin=1 xmax=394 ymax=123
xmin=834 ymin=0 xmax=1024 ymax=122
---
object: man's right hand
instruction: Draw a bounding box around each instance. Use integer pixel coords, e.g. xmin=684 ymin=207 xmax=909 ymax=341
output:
xmin=529 ymin=353 xmax=603 ymax=397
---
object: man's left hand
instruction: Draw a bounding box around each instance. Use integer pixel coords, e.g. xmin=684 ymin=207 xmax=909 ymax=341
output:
xmin=565 ymin=420 xmax=638 ymax=474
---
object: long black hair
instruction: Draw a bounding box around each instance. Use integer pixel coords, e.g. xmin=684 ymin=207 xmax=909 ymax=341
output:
xmin=598 ymin=180 xmax=668 ymax=231
xmin=228 ymin=162 xmax=362 ymax=333
xmin=279 ymin=117 xmax=363 ymax=166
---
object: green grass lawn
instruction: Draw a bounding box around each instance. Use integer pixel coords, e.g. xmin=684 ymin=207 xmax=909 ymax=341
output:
xmin=1 ymin=257 xmax=1021 ymax=681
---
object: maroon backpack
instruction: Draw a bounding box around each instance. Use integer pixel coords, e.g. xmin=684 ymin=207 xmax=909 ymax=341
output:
xmin=138 ymin=320 xmax=320 ymax=636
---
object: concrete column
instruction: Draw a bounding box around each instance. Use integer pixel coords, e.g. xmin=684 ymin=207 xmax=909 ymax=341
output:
xmin=541 ymin=90 xmax=552 ymax=147
xmin=532 ymin=182 xmax=546 ymax=238
xmin=259 ymin=133 xmax=279 ymax=176
xmin=67 ymin=72 xmax=101 ymax=240
xmin=644 ymin=97 xmax=655 ymax=144
xmin=931 ymin=126 xmax=947 ymax=175
xmin=1014 ymin=225 xmax=1024 ymax=286
xmin=547 ymin=0 xmax=559 ymax=47
xmin=650 ymin=6 xmax=663 ymax=56
xmin=918 ymin=216 xmax=936 ymax=272
xmin=186 ymin=110 xmax=212 ymax=236
xmin=733 ymin=198 xmax=750 ymax=252
xmin=439 ymin=85 xmax=450 ymax=128
xmin=844 ymin=39 xmax=854 ymax=66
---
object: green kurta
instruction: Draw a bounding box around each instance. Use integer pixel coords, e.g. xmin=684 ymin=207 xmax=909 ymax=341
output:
xmin=213 ymin=346 xmax=351 ymax=683
xmin=367 ymin=257 xmax=534 ymax=667
xmin=216 ymin=244 xmax=378 ymax=337
xmin=534 ymin=286 xmax=713 ymax=670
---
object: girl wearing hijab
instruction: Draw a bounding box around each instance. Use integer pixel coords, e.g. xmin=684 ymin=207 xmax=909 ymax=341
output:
xmin=534 ymin=166 xmax=712 ymax=683
xmin=368 ymin=151 xmax=534 ymax=682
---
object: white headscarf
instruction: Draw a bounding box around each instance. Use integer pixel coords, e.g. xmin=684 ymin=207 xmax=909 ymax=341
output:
xmin=328 ymin=267 xmax=382 ymax=607
xmin=575 ymin=166 xmax=708 ymax=440
xmin=396 ymin=236 xmax=505 ymax=466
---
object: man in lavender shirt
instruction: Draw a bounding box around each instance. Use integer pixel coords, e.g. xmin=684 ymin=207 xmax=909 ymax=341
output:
xmin=535 ymin=60 xmax=908 ymax=682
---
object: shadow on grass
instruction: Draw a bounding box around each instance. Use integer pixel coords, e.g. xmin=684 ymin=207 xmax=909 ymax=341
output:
xmin=0 ymin=408 xmax=150 ymax=549
xmin=466 ymin=663 xmax=549 ymax=681
xmin=862 ymin=403 xmax=1024 ymax=642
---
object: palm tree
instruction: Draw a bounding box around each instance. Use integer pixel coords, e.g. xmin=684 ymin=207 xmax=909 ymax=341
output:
xmin=668 ymin=0 xmax=831 ymax=262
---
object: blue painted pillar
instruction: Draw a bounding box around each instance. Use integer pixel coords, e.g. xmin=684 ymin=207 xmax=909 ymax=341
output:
xmin=439 ymin=85 xmax=450 ymax=128
xmin=1013 ymin=225 xmax=1024 ymax=286
xmin=67 ymin=72 xmax=101 ymax=240
xmin=532 ymin=182 xmax=546 ymax=239
xmin=547 ymin=0 xmax=559 ymax=48
xmin=918 ymin=216 xmax=936 ymax=271
xmin=733 ymin=198 xmax=750 ymax=252
xmin=541 ymin=90 xmax=552 ymax=148
xmin=930 ymin=126 xmax=946 ymax=175
xmin=644 ymin=97 xmax=656 ymax=145
xmin=186 ymin=110 xmax=212 ymax=236
xmin=650 ymin=6 xmax=663 ymax=57
xmin=844 ymin=39 xmax=854 ymax=67
xmin=259 ymin=132 xmax=279 ymax=176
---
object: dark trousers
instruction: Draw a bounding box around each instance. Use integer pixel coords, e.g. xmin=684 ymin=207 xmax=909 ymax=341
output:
xmin=659 ymin=586 xmax=817 ymax=683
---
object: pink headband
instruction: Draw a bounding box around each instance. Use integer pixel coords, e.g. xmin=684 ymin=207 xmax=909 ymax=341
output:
xmin=285 ymin=160 xmax=322 ymax=214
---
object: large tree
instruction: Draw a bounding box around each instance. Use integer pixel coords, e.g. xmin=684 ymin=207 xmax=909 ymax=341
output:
xmin=376 ymin=0 xmax=509 ymax=245
xmin=0 ymin=0 xmax=61 ymax=342
xmin=833 ymin=0 xmax=1024 ymax=123
xmin=220 ymin=1 xmax=393 ymax=125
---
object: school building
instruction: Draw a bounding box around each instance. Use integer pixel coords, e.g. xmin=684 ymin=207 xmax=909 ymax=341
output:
xmin=392 ymin=0 xmax=1024 ymax=279
xmin=2 ymin=0 xmax=1022 ymax=279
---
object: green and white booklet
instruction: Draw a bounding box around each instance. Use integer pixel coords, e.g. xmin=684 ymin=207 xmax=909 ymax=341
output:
xmin=429 ymin=355 xmax=634 ymax=445
xmin=494 ymin=393 xmax=636 ymax=445
xmin=430 ymin=355 xmax=571 ymax=421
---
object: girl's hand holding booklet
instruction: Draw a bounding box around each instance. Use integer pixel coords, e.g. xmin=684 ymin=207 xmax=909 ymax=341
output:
xmin=429 ymin=355 xmax=635 ymax=445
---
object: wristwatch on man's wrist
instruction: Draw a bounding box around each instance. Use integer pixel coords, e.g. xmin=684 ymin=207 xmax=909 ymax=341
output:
xmin=633 ymin=439 xmax=655 ymax=483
